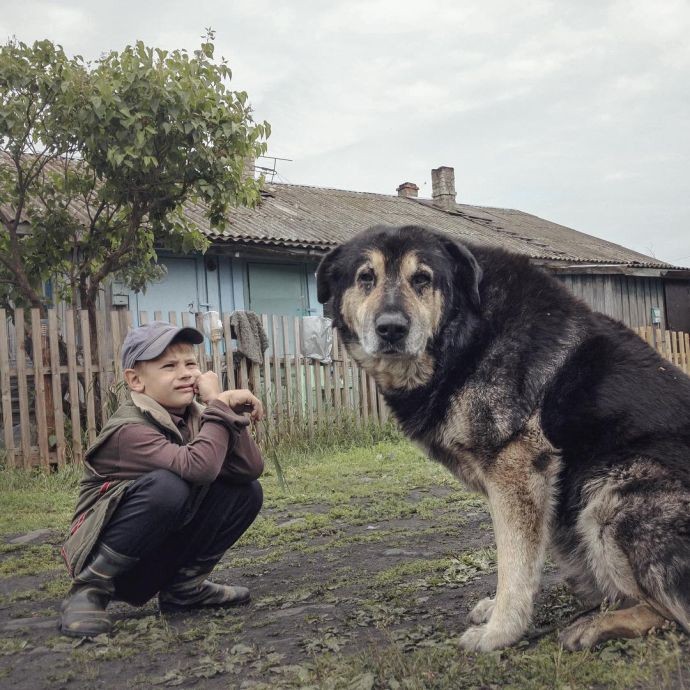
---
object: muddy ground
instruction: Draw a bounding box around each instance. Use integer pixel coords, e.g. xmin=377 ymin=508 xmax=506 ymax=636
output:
xmin=1 ymin=441 xmax=688 ymax=689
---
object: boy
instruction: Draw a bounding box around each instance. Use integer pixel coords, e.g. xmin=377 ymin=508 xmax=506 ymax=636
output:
xmin=60 ymin=321 xmax=265 ymax=637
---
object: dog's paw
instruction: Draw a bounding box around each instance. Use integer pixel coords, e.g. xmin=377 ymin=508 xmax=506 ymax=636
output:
xmin=558 ymin=616 xmax=600 ymax=651
xmin=468 ymin=597 xmax=495 ymax=625
xmin=459 ymin=624 xmax=520 ymax=652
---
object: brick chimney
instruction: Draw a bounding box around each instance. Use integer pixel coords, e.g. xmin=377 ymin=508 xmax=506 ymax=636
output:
xmin=396 ymin=181 xmax=419 ymax=198
xmin=431 ymin=166 xmax=456 ymax=210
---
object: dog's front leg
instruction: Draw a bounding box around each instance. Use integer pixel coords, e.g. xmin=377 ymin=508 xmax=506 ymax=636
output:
xmin=460 ymin=468 xmax=552 ymax=652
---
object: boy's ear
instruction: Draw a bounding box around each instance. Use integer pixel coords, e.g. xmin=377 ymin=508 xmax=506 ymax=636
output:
xmin=124 ymin=368 xmax=145 ymax=393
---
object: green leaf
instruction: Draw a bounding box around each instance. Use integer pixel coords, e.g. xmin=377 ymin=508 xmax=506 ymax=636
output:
xmin=0 ymin=34 xmax=269 ymax=311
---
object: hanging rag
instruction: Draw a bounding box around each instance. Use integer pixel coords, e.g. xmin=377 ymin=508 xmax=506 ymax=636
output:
xmin=228 ymin=311 xmax=269 ymax=364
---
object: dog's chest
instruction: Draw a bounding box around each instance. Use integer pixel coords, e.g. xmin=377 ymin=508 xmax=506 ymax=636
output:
xmin=425 ymin=419 xmax=489 ymax=494
xmin=391 ymin=396 xmax=489 ymax=494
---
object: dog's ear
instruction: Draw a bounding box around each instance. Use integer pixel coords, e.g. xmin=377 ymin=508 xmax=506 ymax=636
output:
xmin=316 ymin=246 xmax=343 ymax=304
xmin=441 ymin=239 xmax=483 ymax=311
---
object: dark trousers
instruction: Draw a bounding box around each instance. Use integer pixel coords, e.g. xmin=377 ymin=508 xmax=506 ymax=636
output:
xmin=98 ymin=469 xmax=262 ymax=605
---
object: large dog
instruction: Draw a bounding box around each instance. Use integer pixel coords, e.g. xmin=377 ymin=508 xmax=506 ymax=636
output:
xmin=316 ymin=224 xmax=690 ymax=652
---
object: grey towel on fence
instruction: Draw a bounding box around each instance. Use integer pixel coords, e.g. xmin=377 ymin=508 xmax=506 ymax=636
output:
xmin=229 ymin=311 xmax=269 ymax=365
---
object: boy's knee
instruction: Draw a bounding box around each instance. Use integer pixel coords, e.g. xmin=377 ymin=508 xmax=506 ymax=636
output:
xmin=245 ymin=480 xmax=263 ymax=516
xmin=136 ymin=469 xmax=190 ymax=516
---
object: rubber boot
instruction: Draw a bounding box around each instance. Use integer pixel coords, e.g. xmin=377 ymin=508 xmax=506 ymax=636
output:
xmin=60 ymin=543 xmax=139 ymax=637
xmin=158 ymin=555 xmax=250 ymax=611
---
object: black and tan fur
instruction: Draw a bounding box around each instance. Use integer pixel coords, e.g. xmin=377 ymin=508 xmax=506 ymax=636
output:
xmin=317 ymin=224 xmax=690 ymax=652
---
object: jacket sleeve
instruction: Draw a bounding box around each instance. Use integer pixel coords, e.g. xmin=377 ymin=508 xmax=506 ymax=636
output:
xmin=217 ymin=427 xmax=265 ymax=483
xmin=103 ymin=400 xmax=251 ymax=484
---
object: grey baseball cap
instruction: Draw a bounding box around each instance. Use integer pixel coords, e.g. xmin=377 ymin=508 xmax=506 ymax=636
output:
xmin=121 ymin=321 xmax=204 ymax=369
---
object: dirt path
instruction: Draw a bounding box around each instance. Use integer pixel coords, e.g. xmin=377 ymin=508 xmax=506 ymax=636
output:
xmin=1 ymin=442 xmax=688 ymax=689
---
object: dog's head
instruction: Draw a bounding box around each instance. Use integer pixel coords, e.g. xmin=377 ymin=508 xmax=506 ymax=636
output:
xmin=316 ymin=225 xmax=482 ymax=359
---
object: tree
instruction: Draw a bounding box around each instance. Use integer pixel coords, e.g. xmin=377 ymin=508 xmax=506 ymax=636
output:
xmin=0 ymin=32 xmax=270 ymax=317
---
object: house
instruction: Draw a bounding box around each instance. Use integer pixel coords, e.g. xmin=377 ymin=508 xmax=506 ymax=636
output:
xmin=119 ymin=165 xmax=690 ymax=332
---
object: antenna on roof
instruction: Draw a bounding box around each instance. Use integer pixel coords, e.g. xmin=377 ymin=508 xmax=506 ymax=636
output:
xmin=256 ymin=155 xmax=293 ymax=183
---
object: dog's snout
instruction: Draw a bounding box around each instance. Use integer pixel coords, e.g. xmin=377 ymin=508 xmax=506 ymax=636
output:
xmin=375 ymin=312 xmax=410 ymax=343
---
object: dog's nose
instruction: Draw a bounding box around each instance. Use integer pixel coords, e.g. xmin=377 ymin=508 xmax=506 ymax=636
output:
xmin=375 ymin=312 xmax=409 ymax=343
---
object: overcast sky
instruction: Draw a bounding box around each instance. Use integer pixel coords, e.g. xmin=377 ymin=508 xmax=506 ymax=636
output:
xmin=2 ymin=0 xmax=689 ymax=263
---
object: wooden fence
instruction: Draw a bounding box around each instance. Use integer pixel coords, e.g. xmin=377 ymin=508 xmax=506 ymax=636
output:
xmin=1 ymin=310 xmax=689 ymax=470
xmin=634 ymin=326 xmax=690 ymax=369
xmin=0 ymin=309 xmax=389 ymax=469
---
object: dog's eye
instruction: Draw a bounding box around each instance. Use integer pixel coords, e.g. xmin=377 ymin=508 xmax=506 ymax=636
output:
xmin=358 ymin=270 xmax=375 ymax=290
xmin=411 ymin=272 xmax=431 ymax=289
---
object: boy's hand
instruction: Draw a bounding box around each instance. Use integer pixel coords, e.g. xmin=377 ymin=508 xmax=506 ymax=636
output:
xmin=194 ymin=371 xmax=223 ymax=404
xmin=195 ymin=374 xmax=264 ymax=422
xmin=222 ymin=389 xmax=265 ymax=422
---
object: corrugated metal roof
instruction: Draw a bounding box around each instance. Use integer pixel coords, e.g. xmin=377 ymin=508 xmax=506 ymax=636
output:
xmin=189 ymin=182 xmax=675 ymax=268
xmin=1 ymin=150 xmax=678 ymax=269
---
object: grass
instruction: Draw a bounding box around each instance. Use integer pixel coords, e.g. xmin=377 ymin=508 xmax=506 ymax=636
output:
xmin=0 ymin=462 xmax=82 ymax=535
xmin=0 ymin=431 xmax=688 ymax=689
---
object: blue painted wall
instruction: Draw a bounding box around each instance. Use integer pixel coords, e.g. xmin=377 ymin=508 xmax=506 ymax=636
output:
xmin=128 ymin=251 xmax=323 ymax=323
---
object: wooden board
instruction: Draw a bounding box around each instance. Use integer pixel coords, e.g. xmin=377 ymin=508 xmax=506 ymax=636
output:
xmin=48 ymin=309 xmax=67 ymax=466
xmin=0 ymin=309 xmax=15 ymax=467
xmin=30 ymin=309 xmax=50 ymax=467
xmin=64 ymin=311 xmax=83 ymax=462
xmin=14 ymin=310 xmax=32 ymax=464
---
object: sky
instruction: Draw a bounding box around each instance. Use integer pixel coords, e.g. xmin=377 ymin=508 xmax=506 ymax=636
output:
xmin=2 ymin=0 xmax=689 ymax=264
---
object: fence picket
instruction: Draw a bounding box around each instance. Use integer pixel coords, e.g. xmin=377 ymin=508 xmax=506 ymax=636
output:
xmin=349 ymin=347 xmax=360 ymax=418
xmin=292 ymin=317 xmax=304 ymax=425
xmin=211 ymin=338 xmax=222 ymax=384
xmin=14 ymin=311 xmax=32 ymax=464
xmin=298 ymin=315 xmax=314 ymax=434
xmin=30 ymin=309 xmax=50 ymax=467
xmin=110 ymin=310 xmax=124 ymax=390
xmin=191 ymin=313 xmax=208 ymax=373
xmin=250 ymin=349 xmax=263 ymax=442
xmin=339 ymin=332 xmax=351 ymax=408
xmin=378 ymin=392 xmax=389 ymax=425
xmin=222 ymin=314 xmax=236 ymax=389
xmin=368 ymin=375 xmax=379 ymax=424
xmin=331 ymin=329 xmax=343 ymax=414
xmin=48 ymin=310 xmax=67 ymax=466
xmin=0 ymin=310 xmax=15 ymax=467
xmin=281 ymin=316 xmax=293 ymax=427
xmin=80 ymin=311 xmax=97 ymax=446
xmin=314 ymin=360 xmax=323 ymax=429
xmin=676 ymin=331 xmax=684 ymax=373
xmin=260 ymin=315 xmax=272 ymax=432
xmin=95 ymin=309 xmax=110 ymax=427
xmin=323 ymin=346 xmax=333 ymax=412
xmin=359 ymin=367 xmax=369 ymax=423
xmin=65 ymin=311 xmax=82 ymax=462
xmin=271 ymin=316 xmax=283 ymax=427
xmin=239 ymin=357 xmax=249 ymax=389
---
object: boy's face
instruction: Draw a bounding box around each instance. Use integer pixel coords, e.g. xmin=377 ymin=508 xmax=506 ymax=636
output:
xmin=124 ymin=342 xmax=201 ymax=411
